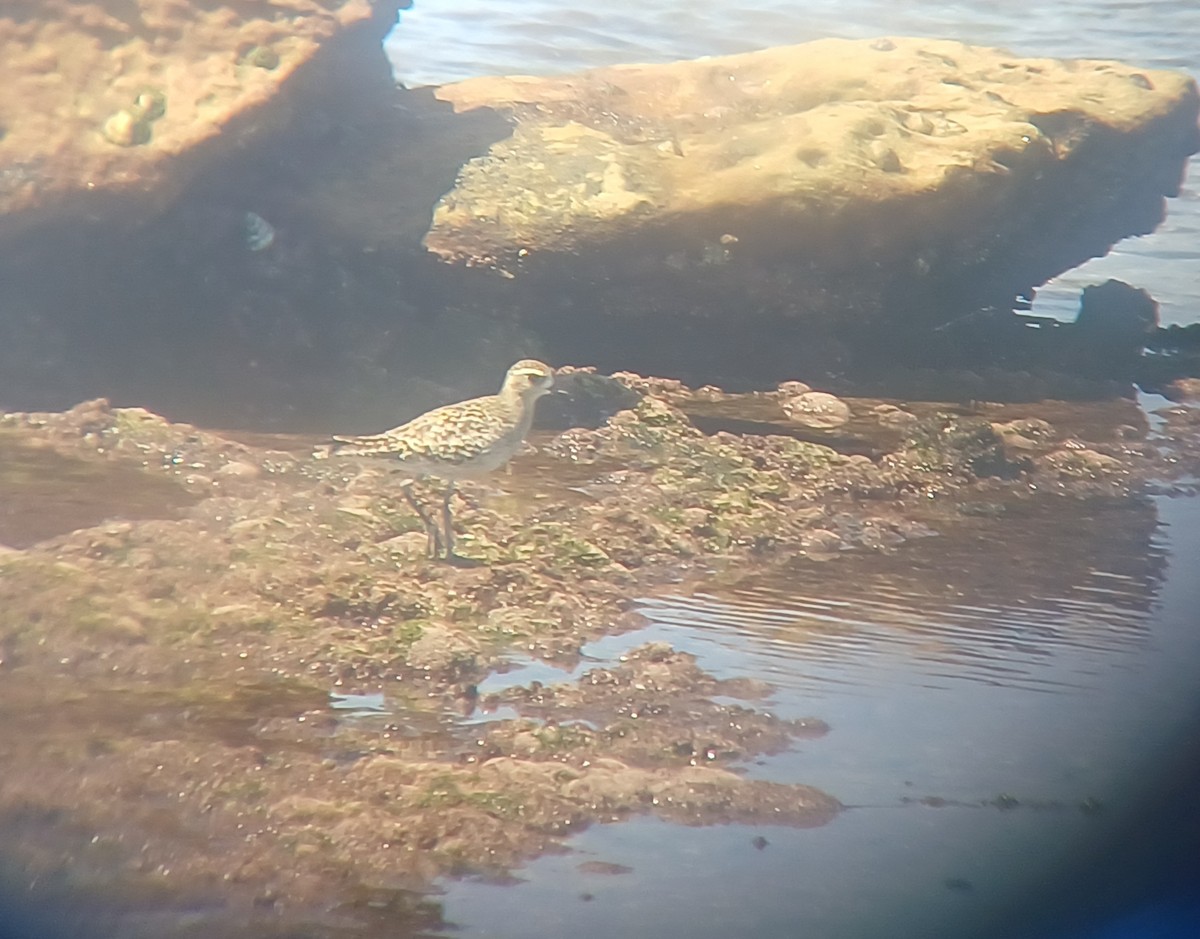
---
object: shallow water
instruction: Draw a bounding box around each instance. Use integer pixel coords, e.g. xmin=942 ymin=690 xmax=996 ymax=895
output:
xmin=435 ymin=494 xmax=1200 ymax=939
xmin=0 ymin=431 xmax=195 ymax=548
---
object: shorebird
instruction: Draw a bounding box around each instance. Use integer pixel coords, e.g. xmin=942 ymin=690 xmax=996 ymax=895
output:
xmin=322 ymin=359 xmax=555 ymax=560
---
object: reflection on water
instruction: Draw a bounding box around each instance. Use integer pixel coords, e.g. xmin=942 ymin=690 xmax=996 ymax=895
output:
xmin=640 ymin=493 xmax=1164 ymax=700
xmin=434 ymin=495 xmax=1200 ymax=939
xmin=641 ymin=572 xmax=1155 ymax=697
xmin=0 ymin=432 xmax=195 ymax=548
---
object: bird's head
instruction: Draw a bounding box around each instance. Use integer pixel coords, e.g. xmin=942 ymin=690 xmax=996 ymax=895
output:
xmin=503 ymin=359 xmax=556 ymax=402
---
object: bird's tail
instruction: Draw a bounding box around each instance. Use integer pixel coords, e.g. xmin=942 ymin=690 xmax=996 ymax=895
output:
xmin=313 ymin=432 xmax=402 ymax=459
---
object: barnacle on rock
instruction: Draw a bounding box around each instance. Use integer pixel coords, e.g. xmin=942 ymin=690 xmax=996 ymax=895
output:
xmin=101 ymin=109 xmax=151 ymax=147
xmin=132 ymin=89 xmax=167 ymax=121
xmin=242 ymin=45 xmax=281 ymax=70
xmin=100 ymin=89 xmax=167 ymax=147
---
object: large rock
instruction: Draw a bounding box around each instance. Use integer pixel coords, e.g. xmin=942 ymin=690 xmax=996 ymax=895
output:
xmin=0 ymin=29 xmax=1196 ymax=421
xmin=430 ymin=38 xmax=1197 ymax=260
xmin=0 ymin=0 xmax=406 ymax=239
xmin=425 ymin=40 xmax=1196 ymax=338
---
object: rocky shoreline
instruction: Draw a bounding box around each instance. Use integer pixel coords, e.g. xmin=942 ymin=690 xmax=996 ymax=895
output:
xmin=2 ymin=372 xmax=1199 ymax=933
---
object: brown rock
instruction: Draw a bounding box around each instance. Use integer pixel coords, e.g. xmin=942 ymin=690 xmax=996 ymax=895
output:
xmin=803 ymin=529 xmax=844 ymax=558
xmin=414 ymin=38 xmax=1197 ymax=374
xmin=1162 ymin=377 xmax=1200 ymax=402
xmin=782 ymin=391 xmax=852 ymax=429
xmin=993 ymin=418 xmax=1056 ymax=441
xmin=405 ymin=623 xmax=481 ymax=672
xmin=216 ymin=460 xmax=261 ymax=479
xmin=873 ymin=403 xmax=918 ymax=427
xmin=0 ymin=0 xmax=406 ymax=237
xmin=428 ymin=38 xmax=1197 ymax=279
xmin=1041 ymin=447 xmax=1124 ymax=478
xmin=379 ymin=531 xmax=430 ymax=557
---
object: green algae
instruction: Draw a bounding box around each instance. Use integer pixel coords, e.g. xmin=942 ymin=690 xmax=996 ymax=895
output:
xmin=241 ymin=45 xmax=281 ymax=70
xmin=533 ymin=724 xmax=593 ymax=751
xmin=901 ymin=413 xmax=1027 ymax=479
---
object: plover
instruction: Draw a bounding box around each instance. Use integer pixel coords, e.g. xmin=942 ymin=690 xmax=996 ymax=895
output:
xmin=322 ymin=359 xmax=555 ymax=560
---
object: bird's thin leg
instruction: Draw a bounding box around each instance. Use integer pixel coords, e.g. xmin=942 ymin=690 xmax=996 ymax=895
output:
xmin=440 ymin=483 xmax=457 ymax=559
xmin=401 ymin=482 xmax=442 ymax=559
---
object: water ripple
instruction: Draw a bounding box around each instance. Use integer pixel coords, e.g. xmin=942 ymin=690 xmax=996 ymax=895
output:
xmin=634 ymin=550 xmax=1157 ymax=698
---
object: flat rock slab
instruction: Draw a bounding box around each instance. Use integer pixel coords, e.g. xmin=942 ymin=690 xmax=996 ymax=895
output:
xmin=426 ymin=37 xmax=1198 ymax=343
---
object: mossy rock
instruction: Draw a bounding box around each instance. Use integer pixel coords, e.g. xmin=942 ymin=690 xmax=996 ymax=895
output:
xmin=903 ymin=414 xmax=1029 ymax=479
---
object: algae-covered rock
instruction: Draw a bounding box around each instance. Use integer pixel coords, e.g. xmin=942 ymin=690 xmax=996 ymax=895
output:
xmin=405 ymin=622 xmax=481 ymax=672
xmin=430 ymin=39 xmax=1198 ymax=275
xmin=0 ymin=377 xmax=1197 ymax=929
xmin=899 ymin=413 xmax=1030 ymax=480
xmin=421 ymin=38 xmax=1198 ymax=370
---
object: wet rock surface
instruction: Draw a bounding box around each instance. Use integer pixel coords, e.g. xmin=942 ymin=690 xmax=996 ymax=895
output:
xmin=1 ymin=377 xmax=1199 ymax=934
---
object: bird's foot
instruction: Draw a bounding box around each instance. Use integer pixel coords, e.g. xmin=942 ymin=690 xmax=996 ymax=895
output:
xmin=439 ymin=551 xmax=486 ymax=568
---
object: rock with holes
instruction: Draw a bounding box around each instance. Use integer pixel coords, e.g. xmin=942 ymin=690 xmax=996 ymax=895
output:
xmin=414 ymin=37 xmax=1197 ymax=374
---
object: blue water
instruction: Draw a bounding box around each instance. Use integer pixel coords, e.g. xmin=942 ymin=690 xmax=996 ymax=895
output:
xmin=388 ymin=1 xmax=1200 ymax=85
xmin=1078 ymin=903 xmax=1200 ymax=939
xmin=426 ymin=495 xmax=1200 ymax=939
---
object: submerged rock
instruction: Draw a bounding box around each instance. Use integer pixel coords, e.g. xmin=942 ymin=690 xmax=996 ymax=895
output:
xmin=1071 ymin=279 xmax=1161 ymax=371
